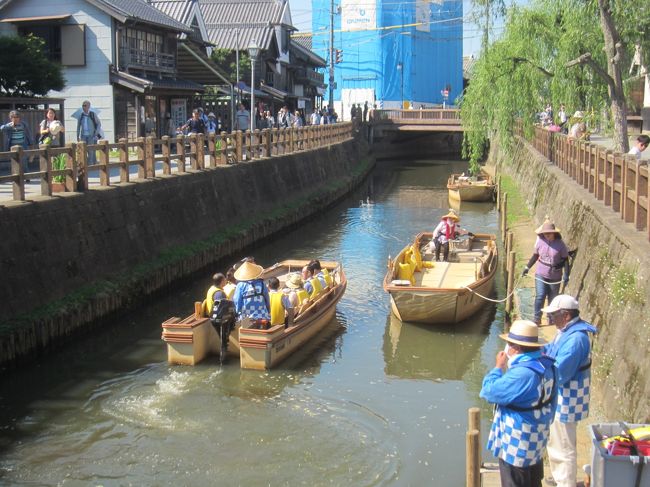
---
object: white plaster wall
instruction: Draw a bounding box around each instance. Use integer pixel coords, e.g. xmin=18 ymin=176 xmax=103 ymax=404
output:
xmin=0 ymin=0 xmax=116 ymax=142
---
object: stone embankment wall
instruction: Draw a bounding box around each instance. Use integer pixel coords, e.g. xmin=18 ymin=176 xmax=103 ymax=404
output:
xmin=0 ymin=137 xmax=373 ymax=367
xmin=489 ymin=138 xmax=650 ymax=422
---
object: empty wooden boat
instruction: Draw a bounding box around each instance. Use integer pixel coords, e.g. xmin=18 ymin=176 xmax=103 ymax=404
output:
xmin=383 ymin=232 xmax=498 ymax=324
xmin=447 ymin=173 xmax=496 ymax=202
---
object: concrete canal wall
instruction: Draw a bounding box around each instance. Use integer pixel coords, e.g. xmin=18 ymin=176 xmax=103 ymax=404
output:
xmin=0 ymin=137 xmax=374 ymax=367
xmin=489 ymin=137 xmax=650 ymax=422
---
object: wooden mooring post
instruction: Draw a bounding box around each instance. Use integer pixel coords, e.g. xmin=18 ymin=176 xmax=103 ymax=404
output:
xmin=501 ymin=193 xmax=508 ymax=238
xmin=506 ymin=250 xmax=516 ymax=316
xmin=466 ymin=407 xmax=481 ymax=487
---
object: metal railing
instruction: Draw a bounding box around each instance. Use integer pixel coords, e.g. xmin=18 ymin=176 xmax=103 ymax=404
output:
xmin=517 ymin=122 xmax=649 ymax=241
xmin=0 ymin=123 xmax=354 ymax=204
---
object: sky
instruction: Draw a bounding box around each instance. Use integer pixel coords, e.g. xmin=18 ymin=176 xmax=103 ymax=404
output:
xmin=287 ymin=0 xmax=512 ymax=58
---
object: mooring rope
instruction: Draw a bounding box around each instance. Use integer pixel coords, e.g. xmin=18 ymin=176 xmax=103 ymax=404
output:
xmin=462 ymin=273 xmax=564 ymax=304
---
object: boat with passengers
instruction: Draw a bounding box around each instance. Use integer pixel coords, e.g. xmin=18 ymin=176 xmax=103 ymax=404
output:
xmin=383 ymin=232 xmax=498 ymax=324
xmin=162 ymin=259 xmax=346 ymax=370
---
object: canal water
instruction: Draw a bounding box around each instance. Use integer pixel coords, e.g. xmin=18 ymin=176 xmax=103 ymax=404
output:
xmin=0 ymin=158 xmax=506 ymax=486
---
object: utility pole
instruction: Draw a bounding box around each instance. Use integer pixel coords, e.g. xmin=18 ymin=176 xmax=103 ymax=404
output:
xmin=328 ymin=0 xmax=334 ymax=110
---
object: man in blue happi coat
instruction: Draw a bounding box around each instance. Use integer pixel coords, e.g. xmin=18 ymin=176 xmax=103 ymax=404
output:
xmin=542 ymin=295 xmax=597 ymax=487
xmin=232 ymin=260 xmax=270 ymax=322
xmin=480 ymin=320 xmax=558 ymax=487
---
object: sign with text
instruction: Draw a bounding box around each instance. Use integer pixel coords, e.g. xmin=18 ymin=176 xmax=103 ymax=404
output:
xmin=341 ymin=0 xmax=376 ymax=32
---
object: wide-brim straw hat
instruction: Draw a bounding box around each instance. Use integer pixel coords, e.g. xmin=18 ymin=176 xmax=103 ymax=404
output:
xmin=441 ymin=209 xmax=460 ymax=222
xmin=535 ymin=220 xmax=561 ymax=235
xmin=285 ymin=273 xmax=303 ymax=289
xmin=233 ymin=261 xmax=264 ymax=281
xmin=573 ymin=111 xmax=584 ymax=119
xmin=499 ymin=320 xmax=547 ymax=347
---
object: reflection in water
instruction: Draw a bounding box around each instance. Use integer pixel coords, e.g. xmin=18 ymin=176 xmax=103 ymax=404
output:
xmin=383 ymin=305 xmax=496 ymax=381
xmin=0 ymin=158 xmax=506 ymax=486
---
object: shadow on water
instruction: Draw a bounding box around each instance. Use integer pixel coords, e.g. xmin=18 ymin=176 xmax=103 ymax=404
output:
xmin=383 ymin=304 xmax=496 ymax=382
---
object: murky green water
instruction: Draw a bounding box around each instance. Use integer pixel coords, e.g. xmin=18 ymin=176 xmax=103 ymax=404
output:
xmin=0 ymin=158 xmax=506 ymax=486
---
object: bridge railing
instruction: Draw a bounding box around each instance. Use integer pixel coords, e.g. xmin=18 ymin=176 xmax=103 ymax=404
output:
xmin=372 ymin=108 xmax=461 ymax=123
xmin=518 ymin=123 xmax=649 ymax=242
xmin=0 ymin=123 xmax=353 ymax=204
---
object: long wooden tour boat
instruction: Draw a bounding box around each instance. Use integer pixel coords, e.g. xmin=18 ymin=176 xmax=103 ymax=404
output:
xmin=383 ymin=232 xmax=498 ymax=324
xmin=447 ymin=173 xmax=496 ymax=202
xmin=162 ymin=260 xmax=346 ymax=370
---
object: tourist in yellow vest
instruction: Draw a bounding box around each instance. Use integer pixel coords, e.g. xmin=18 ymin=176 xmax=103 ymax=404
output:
xmin=224 ymin=267 xmax=237 ymax=300
xmin=309 ymin=259 xmax=329 ymax=288
xmin=267 ymin=277 xmax=294 ymax=327
xmin=301 ymin=264 xmax=323 ymax=299
xmin=284 ymin=273 xmax=309 ymax=308
xmin=204 ymin=273 xmax=227 ymax=315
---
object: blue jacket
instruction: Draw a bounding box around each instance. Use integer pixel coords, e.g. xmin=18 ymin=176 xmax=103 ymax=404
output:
xmin=481 ymin=352 xmax=557 ymax=467
xmin=543 ymin=317 xmax=596 ymax=422
xmin=233 ymin=279 xmax=270 ymax=320
xmin=1 ymin=121 xmax=33 ymax=151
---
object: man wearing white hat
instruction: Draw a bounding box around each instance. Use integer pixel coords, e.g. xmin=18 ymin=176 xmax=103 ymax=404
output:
xmin=480 ymin=320 xmax=557 ymax=487
xmin=541 ymin=295 xmax=597 ymax=487
xmin=232 ymin=260 xmax=270 ymax=322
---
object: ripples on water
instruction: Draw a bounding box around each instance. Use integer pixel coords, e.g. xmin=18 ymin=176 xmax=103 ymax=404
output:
xmin=0 ymin=158 xmax=506 ymax=486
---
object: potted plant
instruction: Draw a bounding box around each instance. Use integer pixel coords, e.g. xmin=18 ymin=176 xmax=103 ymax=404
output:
xmin=51 ymin=153 xmax=67 ymax=192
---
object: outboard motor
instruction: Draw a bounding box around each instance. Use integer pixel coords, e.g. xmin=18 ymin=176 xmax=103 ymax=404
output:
xmin=209 ymin=299 xmax=237 ymax=365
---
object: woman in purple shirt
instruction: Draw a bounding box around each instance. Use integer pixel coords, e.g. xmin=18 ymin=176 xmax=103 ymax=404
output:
xmin=522 ymin=220 xmax=570 ymax=324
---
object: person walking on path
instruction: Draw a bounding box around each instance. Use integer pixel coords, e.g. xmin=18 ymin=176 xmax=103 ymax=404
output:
xmin=541 ymin=295 xmax=596 ymax=487
xmin=1 ymin=111 xmax=34 ymax=173
xmin=522 ymin=219 xmax=570 ymax=324
xmin=235 ymin=103 xmax=250 ymax=132
xmin=628 ymin=134 xmax=649 ymax=160
xmin=480 ymin=320 xmax=557 ymax=487
xmin=39 ymin=108 xmax=64 ymax=146
xmin=76 ymin=100 xmax=102 ymax=165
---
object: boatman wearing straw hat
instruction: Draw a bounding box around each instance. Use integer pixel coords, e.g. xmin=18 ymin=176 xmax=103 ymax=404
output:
xmin=480 ymin=320 xmax=557 ymax=487
xmin=232 ymin=260 xmax=270 ymax=321
xmin=430 ymin=209 xmax=469 ymax=262
xmin=541 ymin=295 xmax=596 ymax=487
xmin=522 ymin=219 xmax=570 ymax=325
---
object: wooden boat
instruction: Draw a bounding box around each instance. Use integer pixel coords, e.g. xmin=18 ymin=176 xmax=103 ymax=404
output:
xmin=447 ymin=172 xmax=496 ymax=202
xmin=162 ymin=260 xmax=346 ymax=370
xmin=383 ymin=232 xmax=498 ymax=324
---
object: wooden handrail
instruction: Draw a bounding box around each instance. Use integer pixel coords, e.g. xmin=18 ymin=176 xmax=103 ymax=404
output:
xmin=521 ymin=125 xmax=649 ymax=242
xmin=0 ymin=122 xmax=354 ymax=204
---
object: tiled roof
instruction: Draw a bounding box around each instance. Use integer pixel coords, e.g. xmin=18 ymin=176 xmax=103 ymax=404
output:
xmin=199 ymin=0 xmax=288 ymax=50
xmin=95 ymin=0 xmax=192 ymax=32
xmin=149 ymin=0 xmax=195 ymax=25
xmin=291 ymin=34 xmax=311 ymax=50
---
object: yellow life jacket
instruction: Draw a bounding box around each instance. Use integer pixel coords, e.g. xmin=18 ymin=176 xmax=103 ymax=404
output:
xmin=409 ymin=245 xmax=423 ymax=272
xmin=269 ymin=290 xmax=286 ymax=326
xmin=296 ymin=288 xmax=309 ymax=305
xmin=309 ymin=276 xmax=323 ymax=299
xmin=322 ymin=268 xmax=333 ymax=287
xmin=204 ymin=285 xmax=224 ymax=315
xmin=224 ymin=282 xmax=236 ymax=300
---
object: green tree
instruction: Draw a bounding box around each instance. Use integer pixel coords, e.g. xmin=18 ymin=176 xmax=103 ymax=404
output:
xmin=461 ymin=0 xmax=650 ymax=165
xmin=210 ymin=48 xmax=252 ymax=84
xmin=0 ymin=34 xmax=65 ymax=96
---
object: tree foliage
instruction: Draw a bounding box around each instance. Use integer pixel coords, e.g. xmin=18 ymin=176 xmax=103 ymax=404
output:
xmin=0 ymin=34 xmax=65 ymax=96
xmin=210 ymin=48 xmax=252 ymax=83
xmin=461 ymin=0 xmax=650 ymax=164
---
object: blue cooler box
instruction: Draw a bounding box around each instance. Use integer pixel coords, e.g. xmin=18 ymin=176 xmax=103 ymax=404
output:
xmin=590 ymin=423 xmax=650 ymax=487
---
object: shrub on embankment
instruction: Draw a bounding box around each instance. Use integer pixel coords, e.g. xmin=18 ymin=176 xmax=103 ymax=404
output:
xmin=0 ymin=137 xmax=374 ymax=367
xmin=489 ymin=137 xmax=650 ymax=422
